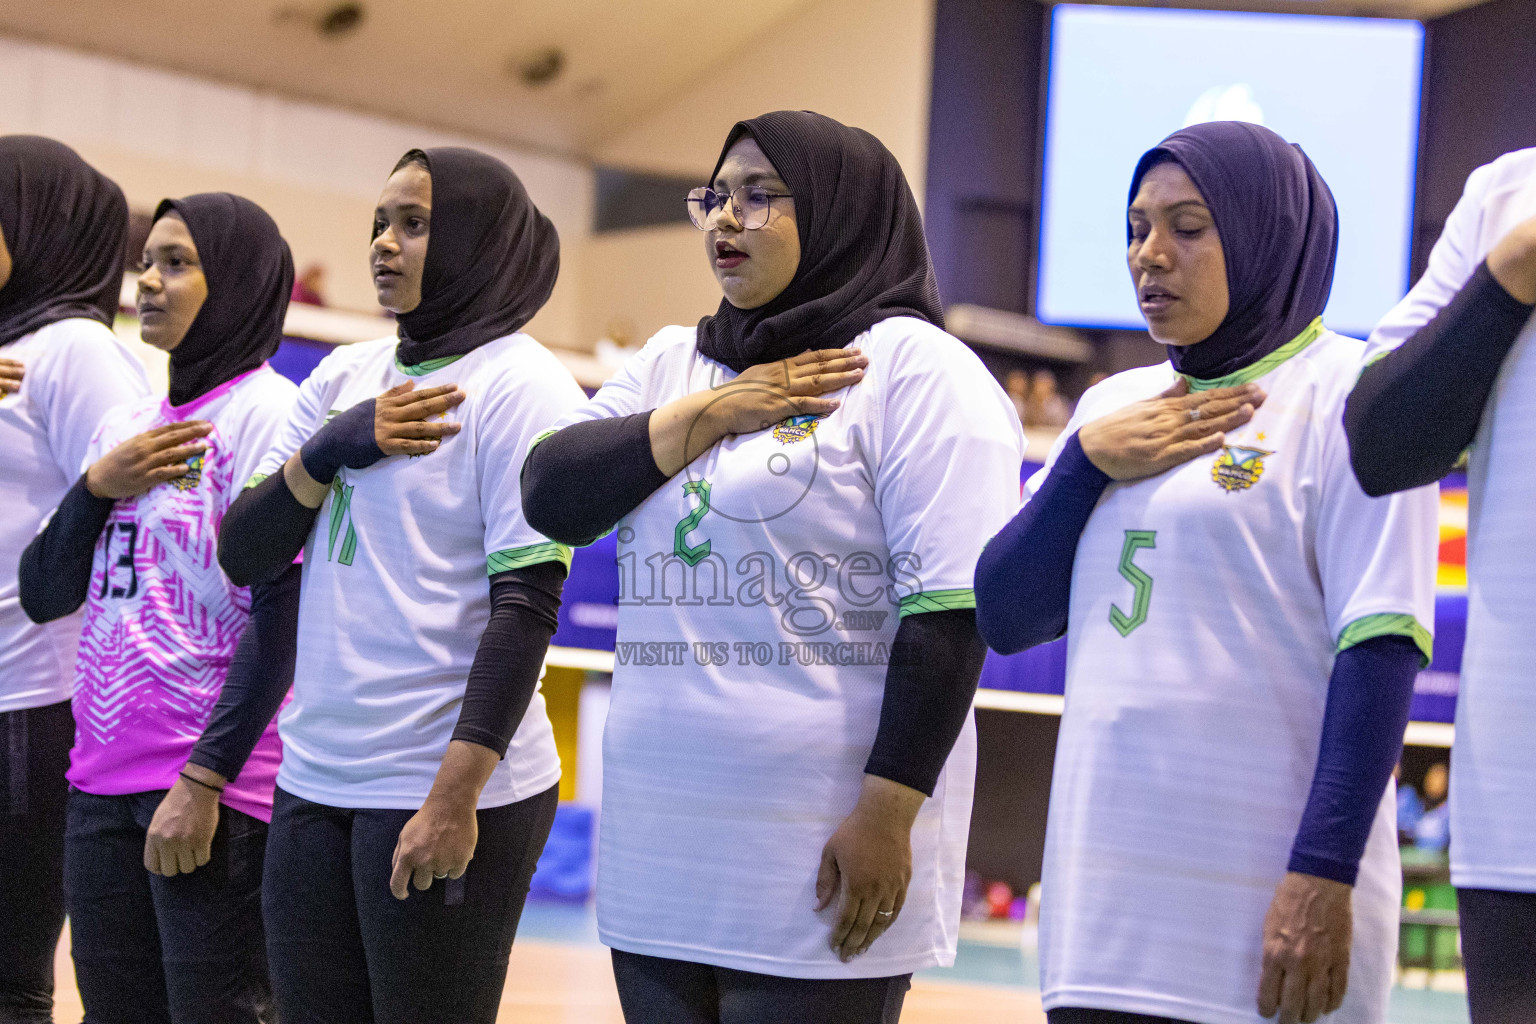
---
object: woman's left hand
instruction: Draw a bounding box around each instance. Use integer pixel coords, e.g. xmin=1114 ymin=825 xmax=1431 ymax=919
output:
xmin=389 ymin=794 xmax=479 ymax=899
xmin=0 ymin=357 xmax=23 ymax=395
xmin=815 ymin=775 xmax=925 ymax=962
xmin=143 ymin=767 xmax=226 ymax=877
xmin=1257 ymin=871 xmax=1353 ymax=1024
xmin=388 ymin=740 xmax=498 ymax=899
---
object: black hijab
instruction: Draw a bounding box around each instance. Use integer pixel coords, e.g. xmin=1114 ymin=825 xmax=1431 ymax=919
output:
xmin=0 ymin=136 xmax=127 ymax=348
xmin=391 ymin=147 xmax=560 ymax=365
xmin=153 ymin=194 xmax=294 ymax=407
xmin=1128 ymin=120 xmax=1338 ymax=381
xmin=695 ymin=111 xmax=943 ymax=374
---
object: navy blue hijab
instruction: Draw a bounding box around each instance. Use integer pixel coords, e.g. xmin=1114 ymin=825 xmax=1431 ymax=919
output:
xmin=1128 ymin=121 xmax=1338 ymax=380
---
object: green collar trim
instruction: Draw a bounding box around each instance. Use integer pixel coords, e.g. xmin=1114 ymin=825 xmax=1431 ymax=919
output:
xmin=395 ymin=353 xmax=465 ymax=377
xmin=1182 ymin=317 xmax=1325 ymax=391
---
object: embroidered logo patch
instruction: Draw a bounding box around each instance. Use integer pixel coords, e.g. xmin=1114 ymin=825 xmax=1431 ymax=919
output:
xmin=168 ymin=453 xmax=204 ymax=492
xmin=772 ymin=414 xmax=821 ymax=444
xmin=1212 ymin=445 xmax=1273 ymax=493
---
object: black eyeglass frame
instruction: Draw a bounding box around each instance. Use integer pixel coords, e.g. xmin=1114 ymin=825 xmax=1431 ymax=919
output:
xmin=685 ymin=185 xmax=794 ymax=230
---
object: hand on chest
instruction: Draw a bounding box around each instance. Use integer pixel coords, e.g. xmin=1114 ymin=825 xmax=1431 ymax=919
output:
xmin=1100 ymin=396 xmax=1312 ymax=537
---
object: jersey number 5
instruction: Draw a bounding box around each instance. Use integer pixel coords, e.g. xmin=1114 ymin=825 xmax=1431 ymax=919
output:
xmin=1109 ymin=529 xmax=1156 ymax=637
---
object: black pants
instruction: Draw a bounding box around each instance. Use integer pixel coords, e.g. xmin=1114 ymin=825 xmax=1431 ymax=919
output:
xmin=610 ymin=949 xmax=911 ymax=1024
xmin=1048 ymin=1011 xmax=1197 ymax=1024
xmin=1458 ymin=886 xmax=1536 ymax=1024
xmin=0 ymin=699 xmax=73 ymax=1024
xmin=64 ymin=788 xmax=273 ymax=1024
xmin=263 ymin=783 xmax=558 ymax=1024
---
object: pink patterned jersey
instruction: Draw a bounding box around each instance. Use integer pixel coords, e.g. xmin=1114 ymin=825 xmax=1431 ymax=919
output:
xmin=67 ymin=366 xmax=298 ymax=821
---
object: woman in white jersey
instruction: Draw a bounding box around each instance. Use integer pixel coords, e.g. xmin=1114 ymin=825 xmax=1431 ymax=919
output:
xmin=217 ymin=147 xmax=584 ymax=1024
xmin=0 ymin=136 xmax=149 ymax=1024
xmin=522 ymin=111 xmax=1023 ymax=1023
xmin=20 ymin=192 xmax=299 ymax=1022
xmin=974 ymin=121 xmax=1438 ymax=1024
xmin=1344 ymin=150 xmax=1536 ymax=1024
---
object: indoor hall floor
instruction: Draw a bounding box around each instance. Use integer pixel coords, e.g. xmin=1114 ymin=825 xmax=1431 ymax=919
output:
xmin=49 ymin=900 xmax=1471 ymax=1023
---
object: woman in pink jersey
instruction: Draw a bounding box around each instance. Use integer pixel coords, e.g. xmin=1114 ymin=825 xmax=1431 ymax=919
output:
xmin=20 ymin=193 xmax=299 ymax=1024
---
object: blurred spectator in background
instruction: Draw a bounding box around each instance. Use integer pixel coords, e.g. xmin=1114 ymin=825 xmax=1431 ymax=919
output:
xmin=1396 ymin=763 xmax=1424 ymax=842
xmin=1004 ymin=369 xmax=1030 ymax=424
xmin=1024 ymin=369 xmax=1071 ymax=430
xmin=1414 ymin=762 xmax=1450 ymax=853
xmin=125 ymin=209 xmax=154 ymax=276
xmin=290 ymin=262 xmax=327 ymax=306
xmin=594 ymin=315 xmax=639 ymax=371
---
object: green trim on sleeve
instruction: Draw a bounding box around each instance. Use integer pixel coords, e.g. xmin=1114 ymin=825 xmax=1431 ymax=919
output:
xmin=1184 ymin=317 xmax=1325 ymax=391
xmin=1337 ymin=612 xmax=1433 ymax=668
xmin=395 ymin=354 xmax=465 ymax=377
xmin=898 ymin=588 xmax=977 ymax=618
xmin=487 ymin=541 xmax=574 ymax=576
xmin=528 ymin=427 xmax=560 ymax=452
xmin=244 ymin=473 xmax=269 ymax=490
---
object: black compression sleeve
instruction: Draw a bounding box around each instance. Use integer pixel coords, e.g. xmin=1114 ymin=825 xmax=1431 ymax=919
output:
xmin=864 ymin=609 xmax=988 ymax=797
xmin=187 ymin=562 xmax=301 ymax=781
xmin=519 ymin=412 xmax=670 ymax=547
xmin=18 ymin=474 xmax=116 ymax=623
xmin=1346 ymin=261 xmax=1535 ymax=496
xmin=218 ymin=471 xmax=322 ymax=587
xmin=451 ymin=560 xmax=567 ymax=758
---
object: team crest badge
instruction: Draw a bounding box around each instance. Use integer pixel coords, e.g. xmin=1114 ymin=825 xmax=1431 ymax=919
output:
xmin=1212 ymin=445 xmax=1272 ymax=493
xmin=169 ymin=453 xmax=204 ymax=492
xmin=772 ymin=414 xmax=821 ymax=444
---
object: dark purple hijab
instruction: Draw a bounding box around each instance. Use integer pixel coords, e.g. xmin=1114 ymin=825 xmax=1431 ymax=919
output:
xmin=695 ymin=111 xmax=942 ymax=374
xmin=1128 ymin=121 xmax=1338 ymax=380
xmin=0 ymin=136 xmax=127 ymax=348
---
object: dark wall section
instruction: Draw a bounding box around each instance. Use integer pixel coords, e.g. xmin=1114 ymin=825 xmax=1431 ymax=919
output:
xmin=969 ymin=708 xmax=1059 ymax=893
xmin=925 ymin=0 xmax=1046 ymax=314
xmin=594 ymin=167 xmax=701 ymax=233
xmin=1416 ymin=0 xmax=1536 ymax=278
xmin=928 ymin=0 xmax=1536 ymax=346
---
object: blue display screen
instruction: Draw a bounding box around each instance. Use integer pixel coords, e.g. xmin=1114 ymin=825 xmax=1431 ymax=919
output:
xmin=1035 ymin=5 xmax=1424 ymax=338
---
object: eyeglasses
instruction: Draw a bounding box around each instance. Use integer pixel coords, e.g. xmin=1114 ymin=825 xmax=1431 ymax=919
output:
xmin=686 ymin=185 xmax=793 ymax=231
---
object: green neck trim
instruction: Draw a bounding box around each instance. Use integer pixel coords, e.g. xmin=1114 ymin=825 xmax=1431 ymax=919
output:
xmin=1182 ymin=317 xmax=1325 ymax=391
xmin=395 ymin=353 xmax=465 ymax=377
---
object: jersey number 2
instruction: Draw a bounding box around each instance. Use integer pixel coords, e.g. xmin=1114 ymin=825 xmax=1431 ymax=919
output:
xmin=1109 ymin=529 xmax=1156 ymax=637
xmin=673 ymin=479 xmax=712 ymax=567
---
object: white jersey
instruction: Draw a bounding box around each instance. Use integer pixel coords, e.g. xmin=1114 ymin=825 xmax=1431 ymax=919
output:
xmin=0 ymin=319 xmax=150 ymax=714
xmin=1035 ymin=327 xmax=1437 ymax=1024
xmin=547 ymin=317 xmax=1024 ymax=978
xmin=1367 ymin=148 xmax=1536 ymax=893
xmin=251 ymin=334 xmax=584 ymax=810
